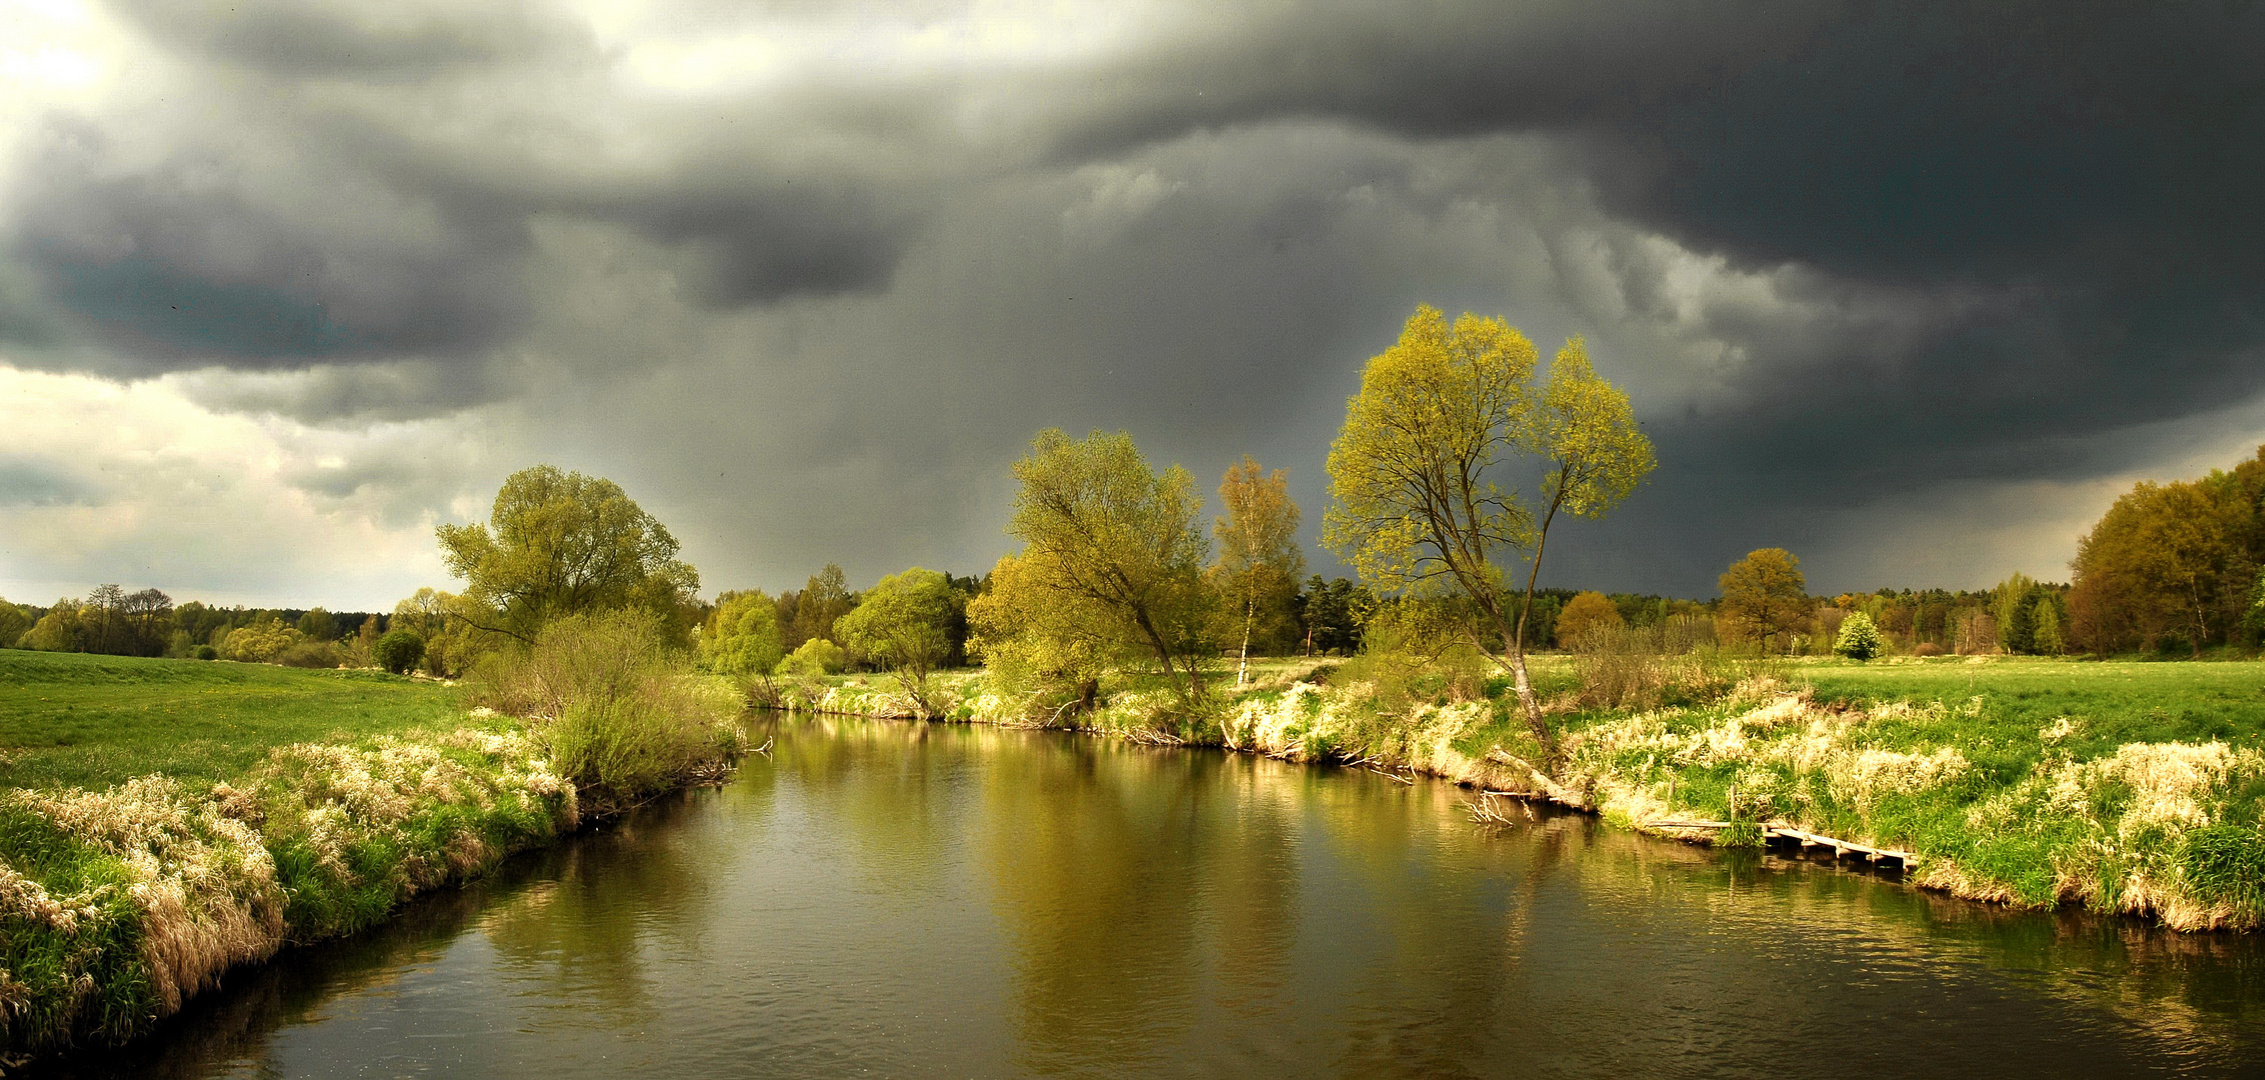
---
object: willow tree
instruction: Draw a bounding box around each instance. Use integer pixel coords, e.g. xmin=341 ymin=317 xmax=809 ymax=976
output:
xmin=835 ymin=567 xmax=962 ymax=717
xmin=997 ymin=429 xmax=1214 ymax=707
xmin=1211 ymin=456 xmax=1305 ymax=686
xmin=1323 ymin=306 xmax=1653 ymax=765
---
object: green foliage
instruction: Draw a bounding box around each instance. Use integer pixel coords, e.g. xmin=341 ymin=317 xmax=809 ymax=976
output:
xmin=780 ymin=565 xmax=854 ymax=651
xmin=1833 ymin=611 xmax=1883 ymax=660
xmin=436 ymin=465 xmax=700 ymax=641
xmin=221 ymin=617 xmax=301 ymax=663
xmin=275 ymin=640 xmax=349 ymax=669
xmin=375 ymin=629 xmax=426 ymax=675
xmin=1211 ymin=456 xmax=1306 ymax=679
xmin=1718 ymin=548 xmax=1808 ymax=651
xmin=2178 ymin=825 xmax=2265 ymax=922
xmin=295 ymin=607 xmax=336 ymax=642
xmin=0 ymin=598 xmax=30 ymax=650
xmin=191 ymin=644 xmax=219 ymax=661
xmin=699 ymin=590 xmax=786 ymax=681
xmin=2069 ymin=450 xmax=2263 ymax=655
xmin=1323 ymin=307 xmax=1653 ymax=756
xmin=18 ymin=603 xmax=81 ymax=652
xmin=835 ymin=568 xmax=962 ymax=716
xmin=467 ymin=610 xmax=739 ymax=813
xmin=1294 ymin=576 xmax=1371 ymax=655
xmin=995 ymin=429 xmax=1216 ymax=707
xmin=778 ymin=637 xmax=848 ymax=678
xmin=967 ymin=551 xmax=1115 ymax=716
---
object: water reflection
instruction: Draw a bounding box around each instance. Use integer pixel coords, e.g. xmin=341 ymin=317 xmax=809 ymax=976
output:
xmin=34 ymin=715 xmax=2265 ymax=1079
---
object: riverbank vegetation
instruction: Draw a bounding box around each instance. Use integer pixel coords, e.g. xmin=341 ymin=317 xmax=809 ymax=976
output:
xmin=1 ymin=470 xmax=742 ymax=1061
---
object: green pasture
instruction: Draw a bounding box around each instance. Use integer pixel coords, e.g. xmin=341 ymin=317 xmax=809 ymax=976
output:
xmin=0 ymin=649 xmax=463 ymax=792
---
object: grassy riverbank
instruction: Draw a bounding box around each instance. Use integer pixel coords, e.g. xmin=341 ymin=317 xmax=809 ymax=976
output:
xmin=800 ymin=655 xmax=2265 ymax=931
xmin=0 ymin=648 xmax=738 ymax=1062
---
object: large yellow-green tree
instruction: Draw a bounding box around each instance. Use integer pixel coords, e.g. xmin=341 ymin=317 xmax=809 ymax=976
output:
xmin=992 ymin=429 xmax=1215 ymax=708
xmin=835 ymin=568 xmax=963 ymax=717
xmin=437 ymin=465 xmax=700 ymax=642
xmin=1324 ymin=307 xmax=1653 ymax=764
xmin=1717 ymin=548 xmax=1810 ymax=652
xmin=1211 ymin=456 xmax=1305 ymax=686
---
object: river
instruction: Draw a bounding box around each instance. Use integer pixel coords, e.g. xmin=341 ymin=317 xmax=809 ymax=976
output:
xmin=36 ymin=714 xmax=2265 ymax=1078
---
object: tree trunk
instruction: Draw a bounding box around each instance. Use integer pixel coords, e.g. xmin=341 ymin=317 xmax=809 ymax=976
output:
xmin=1237 ymin=594 xmax=1253 ymax=687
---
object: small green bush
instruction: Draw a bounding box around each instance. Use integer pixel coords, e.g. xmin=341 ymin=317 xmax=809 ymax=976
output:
xmin=374 ymin=629 xmax=426 ymax=675
xmin=192 ymin=644 xmax=219 ymax=661
xmin=1833 ymin=611 xmax=1883 ymax=661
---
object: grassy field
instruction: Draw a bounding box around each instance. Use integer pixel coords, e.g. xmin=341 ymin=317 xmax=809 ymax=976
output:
xmin=0 ymin=649 xmax=464 ymax=791
xmin=1797 ymin=657 xmax=2265 ymax=750
xmin=0 ymin=649 xmax=585 ymax=1058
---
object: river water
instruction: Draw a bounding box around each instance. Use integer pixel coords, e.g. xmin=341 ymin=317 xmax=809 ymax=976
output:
xmin=40 ymin=715 xmax=2265 ymax=1078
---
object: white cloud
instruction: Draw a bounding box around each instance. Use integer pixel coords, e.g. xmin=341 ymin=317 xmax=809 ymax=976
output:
xmin=0 ymin=363 xmax=487 ymax=608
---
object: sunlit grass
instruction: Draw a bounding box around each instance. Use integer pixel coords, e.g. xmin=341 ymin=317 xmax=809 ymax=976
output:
xmin=0 ymin=649 xmax=463 ymax=791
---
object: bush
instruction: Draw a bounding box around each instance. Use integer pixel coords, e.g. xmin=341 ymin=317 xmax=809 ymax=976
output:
xmin=192 ymin=644 xmax=219 ymax=661
xmin=777 ymin=637 xmax=848 ymax=677
xmin=1833 ymin=611 xmax=1883 ymax=661
xmin=275 ymin=640 xmax=349 ymax=668
xmin=1914 ymin=642 xmax=1945 ymax=657
xmin=466 ymin=610 xmax=740 ymax=814
xmin=374 ymin=629 xmax=426 ymax=675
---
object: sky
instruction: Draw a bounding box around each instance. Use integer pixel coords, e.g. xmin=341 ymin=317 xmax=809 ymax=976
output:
xmin=3 ymin=0 xmax=2263 ymax=610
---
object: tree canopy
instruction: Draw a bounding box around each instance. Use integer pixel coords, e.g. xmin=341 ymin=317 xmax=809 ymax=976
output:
xmin=1554 ymin=590 xmax=1623 ymax=647
xmin=700 ymin=589 xmax=786 ymax=683
xmin=991 ymin=429 xmax=1215 ymax=707
xmin=835 ymin=567 xmax=963 ymax=716
xmin=1718 ymin=548 xmax=1810 ymax=652
xmin=437 ymin=465 xmax=699 ymax=640
xmin=2066 ymin=452 xmax=2265 ymax=655
xmin=1323 ymin=306 xmax=1652 ymax=762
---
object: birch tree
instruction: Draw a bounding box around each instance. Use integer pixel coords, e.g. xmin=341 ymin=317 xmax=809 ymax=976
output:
xmin=1211 ymin=457 xmax=1305 ymax=686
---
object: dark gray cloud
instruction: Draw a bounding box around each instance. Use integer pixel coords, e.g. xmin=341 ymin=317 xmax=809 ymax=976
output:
xmin=108 ymin=0 xmax=595 ymax=80
xmin=6 ymin=0 xmax=2263 ymax=604
xmin=0 ymin=457 xmax=102 ymax=508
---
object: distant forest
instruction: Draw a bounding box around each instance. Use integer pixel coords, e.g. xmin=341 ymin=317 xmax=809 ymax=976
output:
xmin=6 ymin=445 xmax=2262 ymax=670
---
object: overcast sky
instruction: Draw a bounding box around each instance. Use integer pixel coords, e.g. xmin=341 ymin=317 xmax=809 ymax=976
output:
xmin=3 ymin=0 xmax=2263 ymax=610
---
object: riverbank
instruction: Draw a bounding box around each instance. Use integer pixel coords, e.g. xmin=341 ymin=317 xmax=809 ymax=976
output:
xmin=0 ymin=651 xmax=739 ymax=1063
xmin=794 ymin=656 xmax=2265 ymax=932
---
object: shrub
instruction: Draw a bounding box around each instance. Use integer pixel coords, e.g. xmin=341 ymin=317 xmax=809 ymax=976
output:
xmin=192 ymin=644 xmax=219 ymax=661
xmin=1833 ymin=611 xmax=1883 ymax=660
xmin=275 ymin=640 xmax=349 ymax=668
xmin=466 ymin=610 xmax=740 ymax=814
xmin=221 ymin=618 xmax=300 ymax=662
xmin=375 ymin=629 xmax=427 ymax=675
xmin=777 ymin=637 xmax=847 ymax=678
xmin=1914 ymin=642 xmax=1945 ymax=657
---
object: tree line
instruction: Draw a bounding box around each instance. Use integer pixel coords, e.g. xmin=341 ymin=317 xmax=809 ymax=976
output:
xmin=0 ymin=587 xmax=392 ymax=666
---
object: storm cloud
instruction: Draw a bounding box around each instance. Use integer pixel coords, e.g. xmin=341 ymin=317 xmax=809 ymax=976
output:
xmin=2 ymin=0 xmax=2261 ymax=607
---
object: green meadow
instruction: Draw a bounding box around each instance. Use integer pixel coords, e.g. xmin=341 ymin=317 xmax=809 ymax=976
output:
xmin=0 ymin=649 xmax=463 ymax=792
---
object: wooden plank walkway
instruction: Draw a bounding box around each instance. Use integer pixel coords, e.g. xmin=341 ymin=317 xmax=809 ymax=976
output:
xmin=1647 ymin=819 xmax=1919 ymax=868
